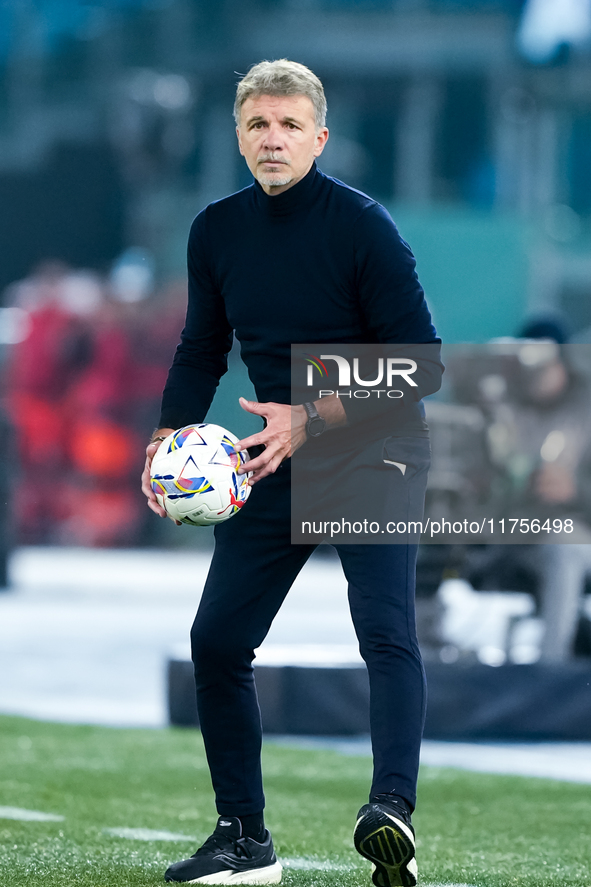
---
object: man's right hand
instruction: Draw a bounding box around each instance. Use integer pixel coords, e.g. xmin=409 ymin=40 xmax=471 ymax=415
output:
xmin=141 ymin=428 xmax=177 ymax=521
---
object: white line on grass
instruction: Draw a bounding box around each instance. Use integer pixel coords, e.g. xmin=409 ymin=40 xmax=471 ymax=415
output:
xmin=103 ymin=827 xmax=197 ymax=842
xmin=280 ymin=859 xmax=479 ymax=885
xmin=0 ymin=806 xmax=64 ymax=822
xmin=280 ymin=857 xmax=360 ymax=872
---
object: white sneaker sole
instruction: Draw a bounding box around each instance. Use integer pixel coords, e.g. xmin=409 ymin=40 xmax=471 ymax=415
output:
xmin=183 ymin=860 xmax=282 ymax=884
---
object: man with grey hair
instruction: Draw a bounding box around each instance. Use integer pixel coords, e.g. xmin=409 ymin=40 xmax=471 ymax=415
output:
xmin=233 ymin=57 xmax=328 ymax=130
xmin=142 ymin=59 xmax=441 ymax=886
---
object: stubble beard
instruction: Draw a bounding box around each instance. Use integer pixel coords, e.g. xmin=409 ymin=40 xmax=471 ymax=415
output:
xmin=257 ymin=170 xmax=293 ymax=187
xmin=256 ymin=155 xmax=293 ymax=188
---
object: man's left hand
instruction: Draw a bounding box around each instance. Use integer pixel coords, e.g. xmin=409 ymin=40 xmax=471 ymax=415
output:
xmin=234 ymin=398 xmax=307 ymax=485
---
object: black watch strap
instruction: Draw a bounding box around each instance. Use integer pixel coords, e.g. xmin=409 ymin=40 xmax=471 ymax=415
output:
xmin=303 ymin=402 xmax=326 ymax=438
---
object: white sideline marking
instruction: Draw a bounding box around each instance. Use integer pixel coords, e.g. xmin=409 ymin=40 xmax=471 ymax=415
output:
xmin=281 ymin=855 xmax=478 ymax=883
xmin=104 ymin=827 xmax=196 ymax=842
xmin=0 ymin=806 xmax=64 ymax=822
xmin=280 ymin=857 xmax=358 ymax=872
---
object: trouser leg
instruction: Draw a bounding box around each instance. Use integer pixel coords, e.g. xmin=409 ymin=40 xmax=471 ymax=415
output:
xmin=336 ymin=543 xmax=425 ymax=811
xmin=190 ymin=467 xmax=315 ymax=815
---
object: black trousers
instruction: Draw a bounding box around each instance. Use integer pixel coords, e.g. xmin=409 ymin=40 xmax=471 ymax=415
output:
xmin=190 ymin=447 xmax=428 ymax=816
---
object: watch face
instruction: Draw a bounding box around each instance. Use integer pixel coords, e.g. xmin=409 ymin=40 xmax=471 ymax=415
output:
xmin=307 ymin=416 xmax=326 ymax=437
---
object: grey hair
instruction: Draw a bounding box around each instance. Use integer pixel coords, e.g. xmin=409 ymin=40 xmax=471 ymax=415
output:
xmin=234 ymin=59 xmax=327 ymax=130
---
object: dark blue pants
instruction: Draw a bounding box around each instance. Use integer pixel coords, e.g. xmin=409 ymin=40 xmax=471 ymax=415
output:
xmin=190 ymin=459 xmax=427 ymax=816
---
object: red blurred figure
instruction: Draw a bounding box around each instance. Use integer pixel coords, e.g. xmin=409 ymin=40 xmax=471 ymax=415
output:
xmin=3 ymin=261 xmax=186 ymax=546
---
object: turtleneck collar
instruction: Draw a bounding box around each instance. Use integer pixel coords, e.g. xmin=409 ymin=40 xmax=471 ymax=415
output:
xmin=252 ymin=161 xmax=320 ymax=216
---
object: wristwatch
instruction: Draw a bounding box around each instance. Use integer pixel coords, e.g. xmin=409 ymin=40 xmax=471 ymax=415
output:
xmin=303 ymin=402 xmax=326 ymax=438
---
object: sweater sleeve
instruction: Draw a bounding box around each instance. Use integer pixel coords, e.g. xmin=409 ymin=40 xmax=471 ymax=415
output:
xmin=158 ymin=211 xmax=233 ymax=429
xmin=339 ymin=202 xmax=443 ymax=427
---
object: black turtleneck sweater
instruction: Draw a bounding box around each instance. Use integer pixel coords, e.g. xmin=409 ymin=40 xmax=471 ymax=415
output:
xmin=159 ymin=163 xmax=442 ymax=441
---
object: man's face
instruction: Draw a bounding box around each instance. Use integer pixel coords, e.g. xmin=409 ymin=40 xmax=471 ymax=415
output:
xmin=237 ymin=94 xmax=329 ymax=196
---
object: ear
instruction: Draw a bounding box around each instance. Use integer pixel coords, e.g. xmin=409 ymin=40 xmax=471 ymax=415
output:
xmin=236 ymin=126 xmax=245 ymax=157
xmin=314 ymin=127 xmax=329 ymax=158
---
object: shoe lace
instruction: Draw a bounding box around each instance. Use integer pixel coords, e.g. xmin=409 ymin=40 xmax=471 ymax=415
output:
xmin=193 ymin=832 xmax=252 ymax=860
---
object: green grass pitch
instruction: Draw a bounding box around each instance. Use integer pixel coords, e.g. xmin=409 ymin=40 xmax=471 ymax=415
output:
xmin=0 ymin=714 xmax=589 ymax=886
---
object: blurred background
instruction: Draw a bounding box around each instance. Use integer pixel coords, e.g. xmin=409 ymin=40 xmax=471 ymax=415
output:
xmin=1 ymin=0 xmax=591 ymax=735
xmin=3 ymin=0 xmax=591 ymax=550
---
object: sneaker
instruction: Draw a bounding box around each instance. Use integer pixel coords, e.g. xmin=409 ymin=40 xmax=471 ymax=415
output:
xmin=353 ymin=795 xmax=417 ymax=887
xmin=164 ymin=816 xmax=282 ymax=884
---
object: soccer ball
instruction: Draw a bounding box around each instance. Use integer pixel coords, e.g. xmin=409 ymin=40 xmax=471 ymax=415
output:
xmin=150 ymin=424 xmax=252 ymax=525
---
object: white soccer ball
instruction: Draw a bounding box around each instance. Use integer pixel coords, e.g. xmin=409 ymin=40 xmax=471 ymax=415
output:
xmin=150 ymin=423 xmax=252 ymax=525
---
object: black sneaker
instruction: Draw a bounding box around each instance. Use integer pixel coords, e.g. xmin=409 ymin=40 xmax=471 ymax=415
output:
xmin=353 ymin=795 xmax=417 ymax=887
xmin=164 ymin=816 xmax=282 ymax=884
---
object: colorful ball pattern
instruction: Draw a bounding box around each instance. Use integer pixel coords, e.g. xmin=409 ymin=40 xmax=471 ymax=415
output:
xmin=150 ymin=424 xmax=252 ymax=525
